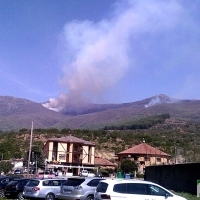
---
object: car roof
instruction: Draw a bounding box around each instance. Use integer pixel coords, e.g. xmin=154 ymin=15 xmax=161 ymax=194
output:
xmin=31 ymin=178 xmax=66 ymax=181
xmin=0 ymin=176 xmax=19 ymax=179
xmin=68 ymin=177 xmax=102 ymax=180
xmin=99 ymin=178 xmax=153 ymax=184
xmin=14 ymin=178 xmax=30 ymax=181
xmin=99 ymin=179 xmax=174 ymax=193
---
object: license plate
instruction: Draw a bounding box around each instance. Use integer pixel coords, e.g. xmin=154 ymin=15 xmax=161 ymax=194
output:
xmin=5 ymin=193 xmax=10 ymax=195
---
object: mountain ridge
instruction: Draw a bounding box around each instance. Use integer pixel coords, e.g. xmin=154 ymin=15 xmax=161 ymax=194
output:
xmin=0 ymin=94 xmax=199 ymax=131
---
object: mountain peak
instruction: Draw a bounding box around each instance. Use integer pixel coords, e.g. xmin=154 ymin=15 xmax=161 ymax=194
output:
xmin=145 ymin=94 xmax=180 ymax=108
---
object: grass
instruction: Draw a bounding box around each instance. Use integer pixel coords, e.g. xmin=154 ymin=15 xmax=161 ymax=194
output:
xmin=175 ymin=192 xmax=198 ymax=200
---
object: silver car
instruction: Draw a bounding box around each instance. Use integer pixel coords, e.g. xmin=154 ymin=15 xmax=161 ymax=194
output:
xmin=23 ymin=178 xmax=66 ymax=200
xmin=58 ymin=177 xmax=105 ymax=200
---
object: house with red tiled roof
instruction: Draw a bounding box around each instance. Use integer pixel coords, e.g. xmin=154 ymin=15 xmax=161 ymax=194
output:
xmin=43 ymin=135 xmax=96 ymax=176
xmin=116 ymin=140 xmax=170 ymax=173
xmin=95 ymin=156 xmax=116 ymax=170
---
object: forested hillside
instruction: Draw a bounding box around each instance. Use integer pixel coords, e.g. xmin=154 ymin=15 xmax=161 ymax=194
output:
xmin=2 ymin=95 xmax=200 ymax=131
xmin=0 ymin=115 xmax=200 ymax=164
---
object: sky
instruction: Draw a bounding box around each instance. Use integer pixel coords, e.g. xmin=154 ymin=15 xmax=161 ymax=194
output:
xmin=1 ymin=0 xmax=200 ymax=111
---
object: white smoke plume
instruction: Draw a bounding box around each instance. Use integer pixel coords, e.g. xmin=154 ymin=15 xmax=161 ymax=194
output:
xmin=145 ymin=95 xmax=180 ymax=108
xmin=43 ymin=0 xmax=185 ymax=111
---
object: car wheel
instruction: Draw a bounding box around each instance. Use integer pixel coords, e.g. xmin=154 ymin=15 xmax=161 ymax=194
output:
xmin=86 ymin=195 xmax=94 ymax=200
xmin=18 ymin=192 xmax=24 ymax=200
xmin=45 ymin=193 xmax=55 ymax=200
xmin=0 ymin=189 xmax=5 ymax=198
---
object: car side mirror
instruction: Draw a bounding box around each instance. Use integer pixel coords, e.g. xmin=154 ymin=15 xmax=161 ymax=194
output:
xmin=165 ymin=193 xmax=169 ymax=199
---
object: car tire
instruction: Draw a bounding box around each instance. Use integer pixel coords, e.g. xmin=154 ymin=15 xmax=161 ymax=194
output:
xmin=86 ymin=195 xmax=94 ymax=200
xmin=0 ymin=189 xmax=5 ymax=198
xmin=45 ymin=193 xmax=55 ymax=200
xmin=18 ymin=192 xmax=24 ymax=200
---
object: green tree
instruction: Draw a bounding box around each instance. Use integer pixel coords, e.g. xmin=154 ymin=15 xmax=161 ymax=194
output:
xmin=0 ymin=161 xmax=14 ymax=174
xmin=120 ymin=159 xmax=138 ymax=174
xmin=23 ymin=146 xmax=45 ymax=169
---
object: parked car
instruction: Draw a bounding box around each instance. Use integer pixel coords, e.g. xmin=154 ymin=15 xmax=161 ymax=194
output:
xmin=22 ymin=178 xmax=66 ymax=200
xmin=79 ymin=170 xmax=89 ymax=177
xmin=95 ymin=172 xmax=103 ymax=178
xmin=88 ymin=172 xmax=95 ymax=177
xmin=0 ymin=176 xmax=20 ymax=198
xmin=4 ymin=178 xmax=30 ymax=200
xmin=58 ymin=177 xmax=105 ymax=200
xmin=38 ymin=170 xmax=55 ymax=178
xmin=94 ymin=179 xmax=187 ymax=200
xmin=14 ymin=169 xmax=23 ymax=174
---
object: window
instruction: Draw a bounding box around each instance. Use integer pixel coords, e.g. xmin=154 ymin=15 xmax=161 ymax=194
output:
xmin=59 ymin=154 xmax=65 ymax=160
xmin=74 ymin=145 xmax=78 ymax=151
xmin=43 ymin=180 xmax=50 ymax=186
xmin=145 ymin=156 xmax=150 ymax=161
xmin=26 ymin=180 xmax=39 ymax=187
xmin=156 ymin=157 xmax=161 ymax=162
xmin=3 ymin=178 xmax=10 ymax=183
xmin=134 ymin=156 xmax=138 ymax=161
xmin=87 ymin=179 xmax=103 ymax=187
xmin=18 ymin=180 xmax=29 ymax=186
xmin=52 ymin=180 xmax=61 ymax=186
xmin=63 ymin=178 xmax=85 ymax=186
xmin=96 ymin=182 xmax=108 ymax=193
xmin=148 ymin=184 xmax=172 ymax=197
xmin=113 ymin=183 xmax=127 ymax=193
xmin=127 ymin=183 xmax=149 ymax=195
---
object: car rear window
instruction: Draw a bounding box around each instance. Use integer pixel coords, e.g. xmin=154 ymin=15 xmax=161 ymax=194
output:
xmin=26 ymin=180 xmax=39 ymax=187
xmin=7 ymin=180 xmax=18 ymax=186
xmin=42 ymin=180 xmax=62 ymax=186
xmin=96 ymin=182 xmax=108 ymax=193
xmin=18 ymin=180 xmax=30 ymax=187
xmin=87 ymin=179 xmax=104 ymax=187
xmin=63 ymin=178 xmax=85 ymax=186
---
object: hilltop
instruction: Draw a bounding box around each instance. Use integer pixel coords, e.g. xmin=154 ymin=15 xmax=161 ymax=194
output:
xmin=0 ymin=94 xmax=200 ymax=131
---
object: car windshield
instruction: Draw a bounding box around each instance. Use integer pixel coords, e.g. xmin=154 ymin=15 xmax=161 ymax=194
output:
xmin=26 ymin=180 xmax=39 ymax=187
xmin=63 ymin=178 xmax=85 ymax=186
xmin=96 ymin=182 xmax=108 ymax=193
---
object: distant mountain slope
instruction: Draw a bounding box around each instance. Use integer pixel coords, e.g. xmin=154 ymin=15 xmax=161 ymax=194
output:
xmin=0 ymin=96 xmax=66 ymax=131
xmin=0 ymin=94 xmax=200 ymax=131
xmin=54 ymin=95 xmax=199 ymax=129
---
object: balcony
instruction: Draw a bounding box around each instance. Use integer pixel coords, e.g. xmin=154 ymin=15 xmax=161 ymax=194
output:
xmin=72 ymin=159 xmax=82 ymax=163
xmin=72 ymin=149 xmax=82 ymax=154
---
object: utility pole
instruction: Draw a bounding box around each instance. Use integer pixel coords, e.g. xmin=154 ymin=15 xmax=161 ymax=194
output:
xmin=27 ymin=121 xmax=33 ymax=176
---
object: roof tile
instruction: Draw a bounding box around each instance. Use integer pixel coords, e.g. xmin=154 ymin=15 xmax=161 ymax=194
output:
xmin=117 ymin=142 xmax=170 ymax=156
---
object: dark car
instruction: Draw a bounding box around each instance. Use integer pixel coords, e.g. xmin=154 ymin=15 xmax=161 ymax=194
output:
xmin=0 ymin=176 xmax=20 ymax=198
xmin=14 ymin=169 xmax=23 ymax=174
xmin=4 ymin=178 xmax=30 ymax=200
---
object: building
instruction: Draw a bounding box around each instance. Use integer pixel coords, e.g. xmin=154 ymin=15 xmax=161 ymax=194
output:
xmin=43 ymin=135 xmax=96 ymax=176
xmin=95 ymin=156 xmax=116 ymax=170
xmin=116 ymin=140 xmax=170 ymax=173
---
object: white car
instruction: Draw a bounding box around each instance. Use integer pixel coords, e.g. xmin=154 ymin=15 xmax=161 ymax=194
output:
xmin=80 ymin=170 xmax=95 ymax=177
xmin=94 ymin=179 xmax=187 ymax=200
xmin=80 ymin=170 xmax=89 ymax=177
xmin=88 ymin=172 xmax=95 ymax=177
